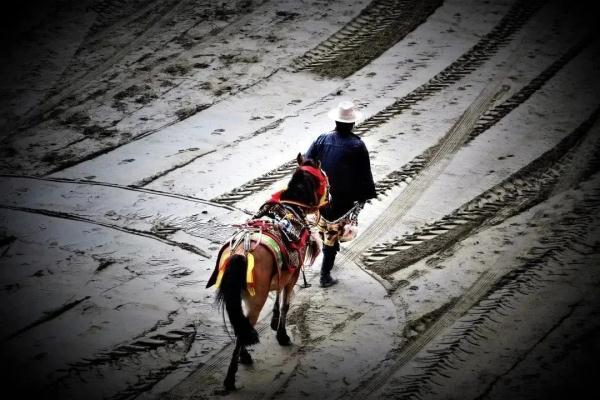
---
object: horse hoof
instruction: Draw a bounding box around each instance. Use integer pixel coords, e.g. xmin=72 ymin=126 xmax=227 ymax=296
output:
xmin=277 ymin=333 xmax=292 ymax=346
xmin=242 ymin=328 xmax=260 ymax=346
xmin=240 ymin=352 xmax=253 ymax=365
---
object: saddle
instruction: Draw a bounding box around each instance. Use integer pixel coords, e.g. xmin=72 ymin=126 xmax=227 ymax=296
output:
xmin=206 ymin=201 xmax=320 ymax=294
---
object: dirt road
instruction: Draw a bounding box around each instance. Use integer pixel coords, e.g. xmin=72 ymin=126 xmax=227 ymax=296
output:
xmin=1 ymin=0 xmax=599 ymax=399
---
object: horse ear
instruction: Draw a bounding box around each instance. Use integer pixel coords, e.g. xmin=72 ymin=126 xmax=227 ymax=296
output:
xmin=297 ymin=153 xmax=304 ymax=165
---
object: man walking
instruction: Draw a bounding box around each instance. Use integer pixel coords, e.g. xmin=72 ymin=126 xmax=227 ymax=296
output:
xmin=305 ymin=101 xmax=377 ymax=287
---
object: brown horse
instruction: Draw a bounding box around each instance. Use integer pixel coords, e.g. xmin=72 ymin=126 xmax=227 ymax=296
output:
xmin=206 ymin=153 xmax=329 ymax=391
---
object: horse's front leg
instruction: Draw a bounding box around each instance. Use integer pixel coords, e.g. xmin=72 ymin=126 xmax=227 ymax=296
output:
xmin=224 ymin=338 xmax=242 ymax=391
xmin=276 ymin=271 xmax=299 ymax=346
xmin=271 ymin=290 xmax=280 ymax=331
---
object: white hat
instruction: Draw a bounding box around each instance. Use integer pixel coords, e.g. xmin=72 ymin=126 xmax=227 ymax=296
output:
xmin=327 ymin=101 xmax=363 ymax=123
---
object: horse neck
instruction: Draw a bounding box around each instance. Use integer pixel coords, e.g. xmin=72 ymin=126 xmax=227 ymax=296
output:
xmin=280 ymin=179 xmax=316 ymax=206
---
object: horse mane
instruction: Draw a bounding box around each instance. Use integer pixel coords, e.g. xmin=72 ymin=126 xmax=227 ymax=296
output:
xmin=279 ymin=158 xmax=320 ymax=207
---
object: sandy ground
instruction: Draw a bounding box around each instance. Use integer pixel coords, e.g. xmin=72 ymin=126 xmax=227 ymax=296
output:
xmin=1 ymin=0 xmax=599 ymax=399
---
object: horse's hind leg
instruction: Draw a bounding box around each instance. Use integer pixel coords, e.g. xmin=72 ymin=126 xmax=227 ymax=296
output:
xmin=276 ymin=302 xmax=291 ymax=345
xmin=240 ymin=346 xmax=253 ymax=365
xmin=276 ymin=274 xmax=298 ymax=346
xmin=271 ymin=290 xmax=280 ymax=331
xmin=224 ymin=338 xmax=242 ymax=391
xmin=241 ymin=281 xmax=269 ymax=366
xmin=276 ymin=292 xmax=291 ymax=345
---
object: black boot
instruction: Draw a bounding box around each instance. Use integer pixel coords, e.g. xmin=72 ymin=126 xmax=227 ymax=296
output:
xmin=320 ymin=244 xmax=338 ymax=287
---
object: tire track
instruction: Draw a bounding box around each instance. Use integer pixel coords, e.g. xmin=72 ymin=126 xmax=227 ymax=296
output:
xmin=211 ymin=0 xmax=545 ymax=206
xmin=45 ymin=0 xmax=441 ymax=179
xmin=82 ymin=329 xmax=197 ymax=400
xmin=4 ymin=296 xmax=91 ymax=341
xmin=4 ymin=0 xmax=189 ymax=137
xmin=63 ymin=0 xmax=267 ymax=133
xmin=48 ymin=313 xmax=198 ymax=400
xmin=29 ymin=0 xmax=532 ymax=179
xmin=0 ymin=175 xmax=248 ymax=253
xmin=70 ymin=325 xmax=196 ymax=370
xmin=18 ymin=1 xmax=264 ymax=177
xmin=369 ymin=184 xmax=600 ymax=399
xmin=349 ymin=71 xmax=511 ymax=258
xmin=0 ymin=174 xmax=239 ymax=211
xmin=165 ymin=307 xmax=303 ymax=399
xmin=165 ymin=303 xmax=366 ymax=400
xmin=62 ymin=311 xmax=193 ymax=368
xmin=133 ymin=149 xmax=218 ymax=187
xmin=363 ymin=105 xmax=600 ymax=275
xmin=293 ymin=0 xmax=444 ymax=78
xmin=0 ymin=205 xmax=211 ymax=258
xmin=350 ymin=269 xmax=505 ymax=399
xmin=5 ymin=0 xmax=266 ymax=161
xmin=373 ymin=34 xmax=594 ymax=195
xmin=88 ymin=0 xmax=164 ymax=35
xmin=472 ymin=304 xmax=582 ymax=400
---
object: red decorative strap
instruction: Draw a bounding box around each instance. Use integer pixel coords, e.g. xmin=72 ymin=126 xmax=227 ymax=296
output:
xmin=300 ymin=166 xmax=329 ymax=206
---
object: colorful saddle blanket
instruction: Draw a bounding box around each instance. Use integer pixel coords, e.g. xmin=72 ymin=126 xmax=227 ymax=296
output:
xmin=206 ymin=216 xmax=319 ymax=295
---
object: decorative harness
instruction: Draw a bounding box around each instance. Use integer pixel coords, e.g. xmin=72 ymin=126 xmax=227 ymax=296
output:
xmin=208 ymin=165 xmax=329 ymax=295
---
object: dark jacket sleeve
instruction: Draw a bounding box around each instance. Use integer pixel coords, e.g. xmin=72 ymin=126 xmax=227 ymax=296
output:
xmin=355 ymin=142 xmax=377 ymax=201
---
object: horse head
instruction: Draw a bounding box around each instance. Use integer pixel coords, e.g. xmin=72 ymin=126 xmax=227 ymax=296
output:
xmin=279 ymin=153 xmax=329 ymax=211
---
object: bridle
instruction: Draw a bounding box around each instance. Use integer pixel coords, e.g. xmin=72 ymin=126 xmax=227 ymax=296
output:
xmin=277 ymin=165 xmax=329 ymax=210
xmin=298 ymin=165 xmax=330 ymax=208
xmin=273 ymin=164 xmax=329 ymax=229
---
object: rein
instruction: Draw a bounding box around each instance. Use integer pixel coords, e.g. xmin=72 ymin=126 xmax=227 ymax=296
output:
xmin=279 ymin=200 xmax=321 ymax=227
xmin=280 ymin=199 xmax=317 ymax=213
xmin=321 ymin=201 xmax=363 ymax=224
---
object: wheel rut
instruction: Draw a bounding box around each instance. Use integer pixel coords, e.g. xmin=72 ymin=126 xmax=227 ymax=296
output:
xmin=0 ymin=174 xmax=238 ymax=211
xmin=293 ymin=0 xmax=444 ymax=78
xmin=357 ymin=181 xmax=600 ymax=399
xmin=47 ymin=311 xmax=198 ymax=400
xmin=5 ymin=0 xmax=437 ymax=178
xmin=211 ymin=0 xmax=546 ymax=206
xmin=4 ymin=0 xmax=190 ymax=136
xmin=0 ymin=205 xmax=211 ymax=258
xmin=373 ymin=34 xmax=594 ymax=196
xmin=363 ymin=105 xmax=600 ymax=276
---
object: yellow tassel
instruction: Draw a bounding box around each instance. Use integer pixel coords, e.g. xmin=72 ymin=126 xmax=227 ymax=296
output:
xmin=215 ymin=249 xmax=230 ymax=288
xmin=246 ymin=253 xmax=255 ymax=296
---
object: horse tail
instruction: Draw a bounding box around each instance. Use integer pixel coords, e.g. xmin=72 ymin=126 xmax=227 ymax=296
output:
xmin=216 ymin=254 xmax=259 ymax=346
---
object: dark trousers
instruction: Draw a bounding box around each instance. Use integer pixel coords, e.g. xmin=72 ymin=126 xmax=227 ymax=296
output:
xmin=321 ymin=241 xmax=340 ymax=279
xmin=320 ymin=200 xmax=352 ymax=282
